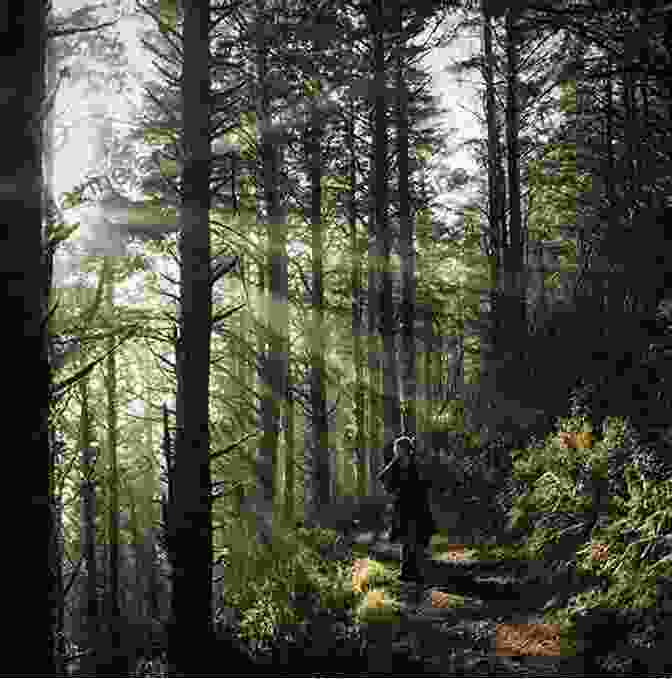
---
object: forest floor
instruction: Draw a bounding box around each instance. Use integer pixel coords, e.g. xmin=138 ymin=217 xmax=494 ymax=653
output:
xmin=341 ymin=530 xmax=581 ymax=677
xmin=305 ymin=522 xmax=672 ymax=678
xmin=130 ymin=525 xmax=670 ymax=677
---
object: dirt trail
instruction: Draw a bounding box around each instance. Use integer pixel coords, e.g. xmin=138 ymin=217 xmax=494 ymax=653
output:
xmin=353 ymin=534 xmax=586 ymax=676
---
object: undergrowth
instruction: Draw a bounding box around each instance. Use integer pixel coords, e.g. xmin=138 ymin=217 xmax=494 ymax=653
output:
xmin=472 ymin=389 xmax=672 ymax=671
xmin=218 ymin=519 xmax=359 ymax=650
xmin=213 ymin=387 xmax=672 ymax=672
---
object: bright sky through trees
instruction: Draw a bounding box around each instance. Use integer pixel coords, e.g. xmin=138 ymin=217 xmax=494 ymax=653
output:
xmin=51 ymin=1 xmax=480 ymax=212
xmin=52 ymin=0 xmax=153 ymax=201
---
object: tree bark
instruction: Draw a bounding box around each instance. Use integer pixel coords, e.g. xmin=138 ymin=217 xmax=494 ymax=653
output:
xmin=502 ymin=6 xmax=527 ymax=393
xmin=307 ymin=110 xmax=331 ymax=513
xmin=481 ymin=0 xmax=506 ymax=278
xmin=477 ymin=3 xmax=528 ymax=439
xmin=396 ymin=8 xmax=416 ymax=439
xmin=255 ymin=0 xmax=288 ymax=540
xmin=79 ymin=379 xmax=99 ymax=674
xmin=169 ymin=0 xmax=214 ymax=672
xmin=283 ymin=367 xmax=295 ymax=524
xmin=479 ymin=0 xmax=505 ymax=434
xmin=104 ymin=259 xmax=123 ymax=672
xmin=347 ymin=97 xmax=367 ymax=498
xmin=0 ymin=1 xmax=53 ymax=671
xmin=367 ymin=110 xmax=383 ymax=495
xmin=374 ymin=0 xmax=402 ymax=453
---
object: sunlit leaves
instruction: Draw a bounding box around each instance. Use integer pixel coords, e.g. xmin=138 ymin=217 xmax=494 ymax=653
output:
xmin=47 ymin=220 xmax=81 ymax=248
xmin=302 ymin=78 xmax=323 ymax=98
xmin=142 ymin=126 xmax=178 ymax=146
xmin=157 ymin=157 xmax=178 ymax=178
xmin=558 ymin=80 xmax=576 ymax=116
xmin=157 ymin=0 xmax=178 ymax=35
xmin=61 ymin=187 xmax=86 ymax=209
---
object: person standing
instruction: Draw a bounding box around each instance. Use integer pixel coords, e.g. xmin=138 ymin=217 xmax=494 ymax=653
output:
xmin=378 ymin=436 xmax=437 ymax=581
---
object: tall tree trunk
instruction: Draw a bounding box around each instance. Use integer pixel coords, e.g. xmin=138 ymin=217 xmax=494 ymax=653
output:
xmin=481 ymin=0 xmax=506 ymax=279
xmin=367 ymin=106 xmax=383 ymax=495
xmin=1 ymin=1 xmax=53 ymax=672
xmin=372 ymin=0 xmax=401 ymax=461
xmin=502 ymin=6 xmax=526 ymax=401
xmin=104 ymin=259 xmax=123 ymax=672
xmin=255 ymin=0 xmax=287 ymax=540
xmin=51 ymin=436 xmax=67 ymax=674
xmin=283 ymin=367 xmax=295 ymax=524
xmin=234 ymin=255 xmax=256 ymax=506
xmin=141 ymin=394 xmax=161 ymax=623
xmin=307 ymin=112 xmax=330 ymax=513
xmin=396 ymin=10 xmax=416 ymax=439
xmin=348 ymin=98 xmax=367 ymax=498
xmin=44 ymin=36 xmax=66 ymax=669
xmin=420 ymin=305 xmax=435 ymax=429
xmin=477 ymin=3 xmax=528 ymax=440
xmin=127 ymin=488 xmax=144 ymax=621
xmin=169 ymin=0 xmax=214 ymax=672
xmin=79 ymin=378 xmax=100 ymax=674
xmin=479 ymin=0 xmax=506 ymax=434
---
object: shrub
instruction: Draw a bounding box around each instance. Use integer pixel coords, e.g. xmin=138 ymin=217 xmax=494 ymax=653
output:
xmin=218 ymin=520 xmax=355 ymax=649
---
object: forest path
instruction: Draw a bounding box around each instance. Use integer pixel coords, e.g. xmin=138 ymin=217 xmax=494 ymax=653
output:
xmin=349 ymin=532 xmax=588 ymax=676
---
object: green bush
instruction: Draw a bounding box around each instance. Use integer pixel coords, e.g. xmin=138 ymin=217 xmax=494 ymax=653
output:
xmin=503 ymin=396 xmax=672 ymax=624
xmin=219 ymin=520 xmax=355 ymax=648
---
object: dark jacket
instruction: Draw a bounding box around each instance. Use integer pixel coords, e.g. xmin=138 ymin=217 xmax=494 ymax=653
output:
xmin=379 ymin=455 xmax=436 ymax=542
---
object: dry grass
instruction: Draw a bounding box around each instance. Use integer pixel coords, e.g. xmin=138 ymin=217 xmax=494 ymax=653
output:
xmin=495 ymin=622 xmax=562 ymax=656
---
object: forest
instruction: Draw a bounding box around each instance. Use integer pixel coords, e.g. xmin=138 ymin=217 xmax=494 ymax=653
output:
xmin=4 ymin=0 xmax=672 ymax=675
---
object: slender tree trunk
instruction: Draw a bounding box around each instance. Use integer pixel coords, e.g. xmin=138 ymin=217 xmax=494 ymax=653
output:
xmin=261 ymin=145 xmax=287 ymax=527
xmin=502 ymin=7 xmax=526 ymax=396
xmin=420 ymin=305 xmax=435 ymax=429
xmin=479 ymin=0 xmax=505 ymax=434
xmin=481 ymin=1 xmax=506 ymax=278
xmin=128 ymin=489 xmax=144 ymax=621
xmin=104 ymin=259 xmax=123 ymax=671
xmin=367 ymin=106 xmax=383 ymax=495
xmin=169 ymin=0 xmax=214 ymax=672
xmin=372 ymin=0 xmax=401 ymax=459
xmin=396 ymin=11 xmax=416 ymax=439
xmin=79 ymin=378 xmax=100 ymax=674
xmin=348 ymin=98 xmax=367 ymax=498
xmin=51 ymin=436 xmax=66 ymax=674
xmin=307 ymin=112 xmax=330 ymax=512
xmin=253 ymin=0 xmax=287 ymax=540
xmin=283 ymin=367 xmax=295 ymax=524
xmin=161 ymin=402 xmax=175 ymax=575
xmin=141 ymin=394 xmax=161 ymax=624
xmin=75 ymin=270 xmax=106 ymax=668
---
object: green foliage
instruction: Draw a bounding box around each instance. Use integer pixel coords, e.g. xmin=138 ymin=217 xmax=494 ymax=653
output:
xmin=158 ymin=0 xmax=178 ymax=35
xmin=503 ymin=397 xmax=672 ymax=632
xmin=142 ymin=127 xmax=178 ymax=147
xmin=60 ymin=187 xmax=86 ymax=210
xmin=430 ymin=399 xmax=472 ymax=437
xmin=355 ymin=590 xmax=401 ymax=624
xmin=527 ymin=141 xmax=590 ymax=243
xmin=219 ymin=521 xmax=358 ymax=647
xmin=47 ymin=220 xmax=80 ymax=249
